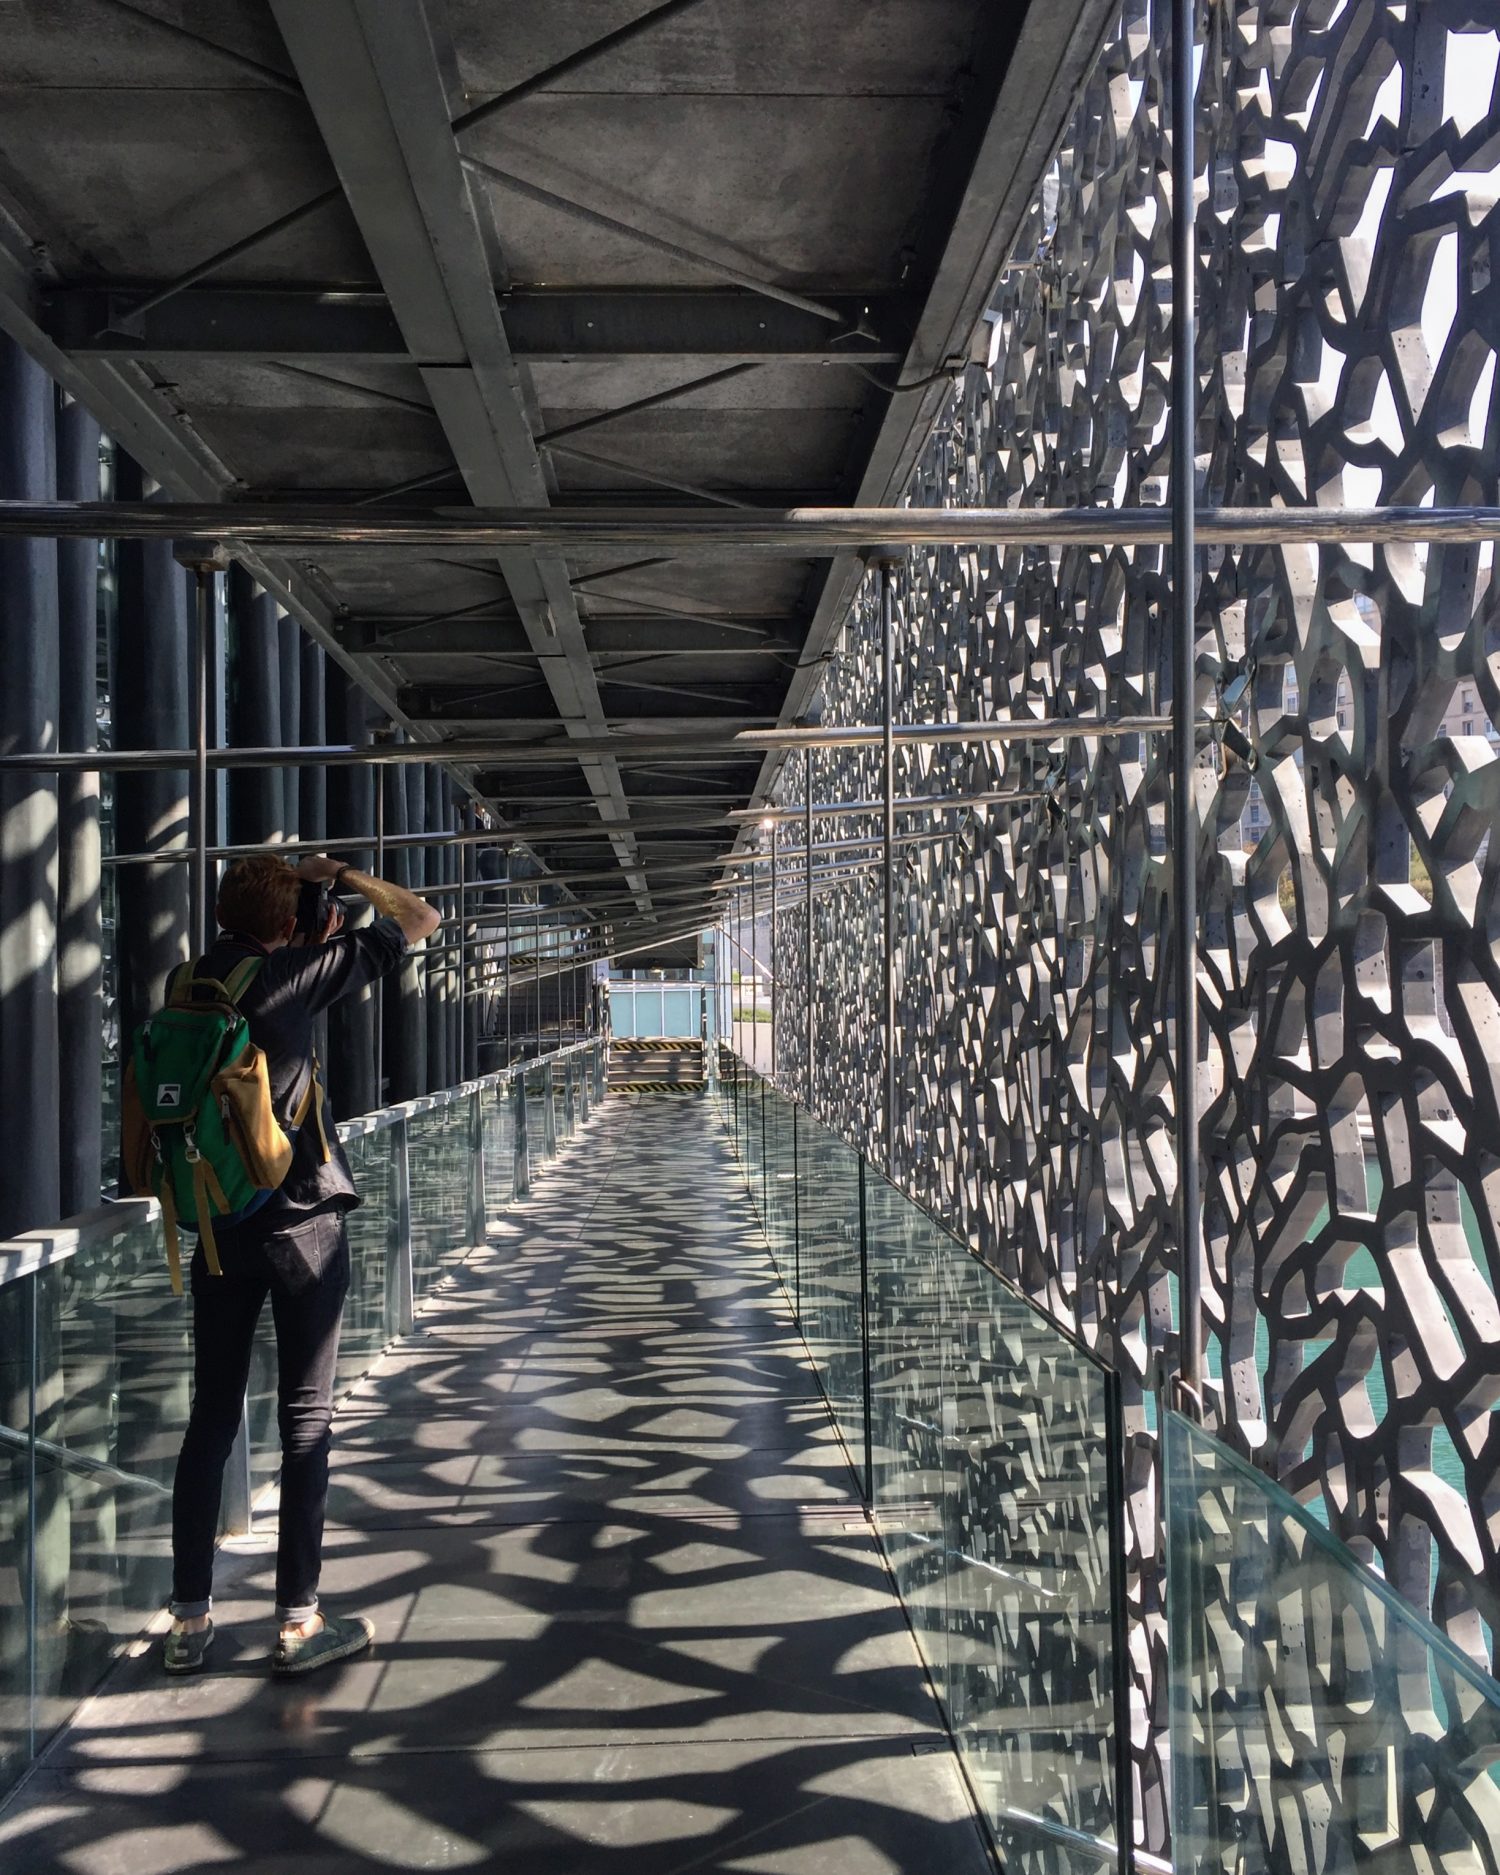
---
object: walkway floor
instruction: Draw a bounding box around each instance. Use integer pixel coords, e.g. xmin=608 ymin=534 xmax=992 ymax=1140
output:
xmin=0 ymin=1096 xmax=992 ymax=1874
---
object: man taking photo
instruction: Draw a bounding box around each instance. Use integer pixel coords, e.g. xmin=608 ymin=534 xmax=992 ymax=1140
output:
xmin=162 ymin=851 xmax=440 ymax=1677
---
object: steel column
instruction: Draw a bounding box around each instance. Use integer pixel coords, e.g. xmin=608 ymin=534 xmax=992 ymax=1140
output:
xmin=1172 ymin=0 xmax=1204 ymax=1407
xmin=112 ymin=450 xmax=190 ymax=1057
xmin=225 ymin=566 xmax=282 ymax=845
xmin=324 ymin=662 xmax=377 ymax=1117
xmin=0 ymin=337 xmax=60 ymax=1237
xmin=769 ymin=819 xmax=778 ymax=1086
xmin=188 ymin=565 xmax=213 ymax=952
xmin=879 ymin=561 xmax=897 ymax=1176
xmin=55 ymin=393 xmax=102 ymax=1217
xmin=750 ymin=857 xmax=758 ymax=1071
xmin=805 ymin=751 xmax=814 ymax=1109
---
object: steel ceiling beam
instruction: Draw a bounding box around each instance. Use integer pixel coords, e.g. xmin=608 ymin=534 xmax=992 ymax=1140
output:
xmin=269 ymin=0 xmax=653 ymax=916
xmin=341 ymin=615 xmax=803 ymax=656
xmin=46 ymin=287 xmax=905 ymax=365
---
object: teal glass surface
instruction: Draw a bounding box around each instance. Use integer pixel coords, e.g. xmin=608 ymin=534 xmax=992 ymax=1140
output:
xmin=1166 ymin=1411 xmax=1500 ymax=1875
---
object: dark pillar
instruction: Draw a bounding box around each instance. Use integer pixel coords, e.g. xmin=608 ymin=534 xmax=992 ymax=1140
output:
xmin=113 ymin=451 xmax=190 ymax=1056
xmin=55 ymin=393 xmax=102 ymax=1217
xmin=226 ymin=566 xmax=282 ymax=847
xmin=0 ymin=336 xmax=61 ymax=1235
xmin=299 ymin=638 xmax=326 ymax=842
xmin=277 ymin=609 xmax=300 ymax=843
xmin=384 ymin=748 xmax=425 ymax=1099
xmin=324 ymin=663 xmax=376 ymax=1117
xmin=425 ymin=768 xmax=449 ymax=1089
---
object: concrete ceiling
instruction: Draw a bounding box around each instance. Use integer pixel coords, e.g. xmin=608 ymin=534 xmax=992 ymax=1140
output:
xmin=0 ymin=0 xmax=1112 ymax=954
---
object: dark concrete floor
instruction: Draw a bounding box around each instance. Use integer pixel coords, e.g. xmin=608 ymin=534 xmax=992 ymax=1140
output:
xmin=0 ymin=1096 xmax=993 ymax=1874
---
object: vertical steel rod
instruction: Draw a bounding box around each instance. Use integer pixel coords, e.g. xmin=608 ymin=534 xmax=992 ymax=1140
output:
xmin=805 ymin=750 xmax=814 ymax=1108
xmin=533 ymin=903 xmax=542 ymax=1056
xmin=769 ymin=818 xmax=779 ymax=1086
xmin=750 ymin=848 xmax=759 ymax=1071
xmin=504 ymin=869 xmax=512 ymax=1064
xmin=374 ymin=769 xmax=385 ymax=1099
xmin=457 ymin=808 xmax=468 ymax=1073
xmin=879 ymin=560 xmax=897 ymax=1176
xmin=1172 ymin=0 xmax=1203 ymax=1403
xmin=190 ymin=566 xmax=212 ymax=952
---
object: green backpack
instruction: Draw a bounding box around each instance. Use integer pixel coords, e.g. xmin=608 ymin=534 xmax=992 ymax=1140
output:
xmin=122 ymin=957 xmax=328 ymax=1293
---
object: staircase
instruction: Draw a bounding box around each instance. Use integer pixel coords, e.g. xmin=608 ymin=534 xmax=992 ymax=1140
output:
xmin=608 ymin=1036 xmax=706 ymax=1095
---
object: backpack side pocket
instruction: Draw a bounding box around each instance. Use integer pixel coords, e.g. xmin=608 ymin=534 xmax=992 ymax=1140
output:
xmin=213 ymin=1044 xmax=295 ymax=1189
xmin=120 ymin=1056 xmax=159 ymax=1198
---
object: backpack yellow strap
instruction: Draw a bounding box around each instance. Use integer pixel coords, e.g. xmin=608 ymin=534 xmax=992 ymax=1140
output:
xmin=311 ymin=1056 xmax=331 ymax=1164
xmin=292 ymin=1058 xmax=333 ymax=1164
xmin=223 ymin=957 xmax=265 ymax=1004
xmin=192 ymin=1160 xmax=225 ymax=1277
xmin=160 ymin=1183 xmax=184 ymax=1296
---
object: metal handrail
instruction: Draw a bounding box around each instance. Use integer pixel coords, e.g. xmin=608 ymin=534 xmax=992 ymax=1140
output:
xmin=0 ymin=1037 xmax=604 ymax=1289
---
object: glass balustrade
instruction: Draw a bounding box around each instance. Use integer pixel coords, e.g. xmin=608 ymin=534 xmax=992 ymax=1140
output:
xmin=0 ymin=1042 xmax=602 ymax=1802
xmin=721 ymin=1052 xmax=1500 ymax=1875
xmin=1166 ymin=1410 xmax=1500 ymax=1875
xmin=722 ymin=1059 xmax=1130 ymax=1875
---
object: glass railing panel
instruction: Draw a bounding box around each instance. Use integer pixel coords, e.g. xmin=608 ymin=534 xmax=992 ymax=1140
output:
xmin=939 ymin=1248 xmax=1121 ymax=1874
xmin=525 ymin=1067 xmax=554 ymax=1159
xmin=863 ymin=1171 xmax=950 ymax=1701
xmin=481 ymin=1074 xmax=516 ymax=1222
xmin=338 ymin=1126 xmax=396 ymax=1391
xmin=1166 ymin=1410 xmax=1500 ymax=1875
xmin=1 ymin=1272 xmax=31 ymax=1787
xmin=761 ymin=1082 xmax=798 ymax=1287
xmin=794 ymin=1112 xmax=866 ymax=1469
xmin=406 ymin=1100 xmax=472 ymax=1304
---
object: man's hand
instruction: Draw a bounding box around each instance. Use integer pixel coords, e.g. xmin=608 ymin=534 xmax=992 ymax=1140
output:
xmin=292 ymin=855 xmax=343 ymax=883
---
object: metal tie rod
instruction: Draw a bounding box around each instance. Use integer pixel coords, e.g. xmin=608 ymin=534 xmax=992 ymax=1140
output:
xmin=0 ymin=501 xmax=1496 ymax=550
xmin=0 ymin=717 xmax=1170 ymax=774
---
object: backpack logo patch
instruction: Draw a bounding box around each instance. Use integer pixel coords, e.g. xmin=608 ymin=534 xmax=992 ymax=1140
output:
xmin=157 ymin=1083 xmax=182 ymax=1108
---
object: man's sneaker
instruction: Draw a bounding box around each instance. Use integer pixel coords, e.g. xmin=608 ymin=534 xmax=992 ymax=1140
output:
xmin=271 ymin=1611 xmax=373 ymax=1678
xmin=164 ymin=1620 xmax=214 ymax=1675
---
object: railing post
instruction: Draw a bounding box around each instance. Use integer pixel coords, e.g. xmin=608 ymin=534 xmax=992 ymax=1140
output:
xmin=467 ymin=1086 xmax=485 ymax=1247
xmin=543 ymin=1062 xmax=557 ymax=1156
xmin=389 ymin=1114 xmax=414 ymax=1336
xmin=514 ymin=1073 xmax=530 ymax=1197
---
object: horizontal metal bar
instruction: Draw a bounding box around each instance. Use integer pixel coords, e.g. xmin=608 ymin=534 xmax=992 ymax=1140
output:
xmin=729 ymin=787 xmax=1038 ymax=822
xmin=1 ymin=500 xmax=1495 ymax=550
xmin=0 ymin=717 xmax=1168 ymax=774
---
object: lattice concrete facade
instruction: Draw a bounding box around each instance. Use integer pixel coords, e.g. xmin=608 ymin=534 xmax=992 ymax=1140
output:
xmin=768 ymin=0 xmax=1500 ymax=1848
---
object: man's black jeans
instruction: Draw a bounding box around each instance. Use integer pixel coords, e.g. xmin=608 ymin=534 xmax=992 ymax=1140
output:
xmin=171 ymin=1207 xmax=350 ymax=1624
